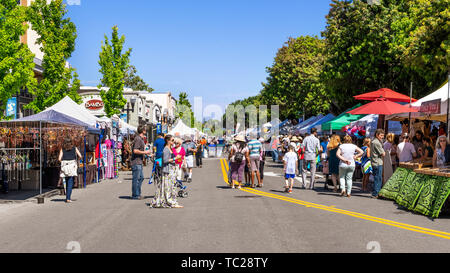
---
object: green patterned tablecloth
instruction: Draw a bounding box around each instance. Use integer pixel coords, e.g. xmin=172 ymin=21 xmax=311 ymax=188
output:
xmin=379 ymin=168 xmax=450 ymax=218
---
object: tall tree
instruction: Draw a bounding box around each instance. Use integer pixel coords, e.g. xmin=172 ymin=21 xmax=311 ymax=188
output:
xmin=394 ymin=0 xmax=449 ymax=83
xmin=124 ymin=65 xmax=154 ymax=92
xmin=261 ymin=36 xmax=328 ymax=119
xmin=98 ymin=26 xmax=131 ymax=117
xmin=321 ymin=0 xmax=441 ymax=114
xmin=25 ymin=0 xmax=81 ymax=113
xmin=176 ymin=91 xmax=196 ymax=127
xmin=0 ymin=0 xmax=37 ymax=119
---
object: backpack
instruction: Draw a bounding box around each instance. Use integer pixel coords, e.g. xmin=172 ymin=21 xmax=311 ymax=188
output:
xmin=234 ymin=145 xmax=245 ymax=163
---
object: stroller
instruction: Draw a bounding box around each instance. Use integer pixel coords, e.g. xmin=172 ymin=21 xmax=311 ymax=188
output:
xmin=149 ymin=157 xmax=188 ymax=198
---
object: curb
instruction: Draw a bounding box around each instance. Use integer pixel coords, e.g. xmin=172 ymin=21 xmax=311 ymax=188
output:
xmin=0 ymin=189 xmax=61 ymax=204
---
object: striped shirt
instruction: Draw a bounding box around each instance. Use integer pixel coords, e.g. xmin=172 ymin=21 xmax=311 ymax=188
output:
xmin=248 ymin=139 xmax=262 ymax=158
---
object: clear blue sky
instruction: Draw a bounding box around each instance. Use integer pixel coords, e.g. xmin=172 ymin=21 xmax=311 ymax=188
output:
xmin=66 ymin=0 xmax=332 ymax=116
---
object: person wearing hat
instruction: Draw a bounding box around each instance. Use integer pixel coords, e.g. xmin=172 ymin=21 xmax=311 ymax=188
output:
xmin=228 ymin=135 xmax=250 ymax=189
xmin=291 ymin=136 xmax=304 ymax=177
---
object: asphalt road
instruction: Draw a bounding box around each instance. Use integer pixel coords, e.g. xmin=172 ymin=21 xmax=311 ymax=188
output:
xmin=0 ymin=157 xmax=450 ymax=253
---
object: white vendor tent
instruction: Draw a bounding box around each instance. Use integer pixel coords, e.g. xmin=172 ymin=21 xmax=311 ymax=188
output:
xmin=119 ymin=119 xmax=137 ymax=135
xmin=387 ymin=81 xmax=449 ymax=122
xmin=169 ymin=120 xmax=196 ymax=137
xmin=43 ymin=96 xmax=99 ymax=127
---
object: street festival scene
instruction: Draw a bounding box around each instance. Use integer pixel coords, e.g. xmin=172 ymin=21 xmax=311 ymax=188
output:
xmin=0 ymin=0 xmax=449 ymax=256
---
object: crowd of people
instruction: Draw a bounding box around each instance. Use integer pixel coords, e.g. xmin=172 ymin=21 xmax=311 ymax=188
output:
xmin=123 ymin=126 xmax=210 ymax=209
xmin=226 ymin=122 xmax=450 ymax=199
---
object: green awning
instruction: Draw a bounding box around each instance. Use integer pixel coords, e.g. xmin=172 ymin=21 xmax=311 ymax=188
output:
xmin=321 ymin=104 xmax=367 ymax=132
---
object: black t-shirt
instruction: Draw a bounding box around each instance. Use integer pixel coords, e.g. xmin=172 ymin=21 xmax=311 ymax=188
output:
xmin=131 ymin=135 xmax=145 ymax=166
xmin=62 ymin=148 xmax=76 ymax=161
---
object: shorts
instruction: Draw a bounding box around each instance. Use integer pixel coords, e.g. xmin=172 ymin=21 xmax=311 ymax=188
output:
xmin=250 ymin=157 xmax=260 ymax=172
xmin=285 ymin=173 xmax=295 ymax=179
xmin=186 ymin=155 xmax=194 ymax=168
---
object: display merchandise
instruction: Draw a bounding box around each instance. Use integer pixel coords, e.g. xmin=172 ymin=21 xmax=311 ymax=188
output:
xmin=0 ymin=121 xmax=88 ymax=193
xmin=379 ymin=164 xmax=450 ymax=218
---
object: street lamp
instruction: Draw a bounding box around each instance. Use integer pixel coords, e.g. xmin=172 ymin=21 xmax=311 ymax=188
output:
xmin=123 ymin=96 xmax=136 ymax=124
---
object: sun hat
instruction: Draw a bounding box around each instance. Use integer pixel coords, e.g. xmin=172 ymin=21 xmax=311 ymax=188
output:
xmin=234 ymin=135 xmax=246 ymax=143
xmin=291 ymin=136 xmax=299 ymax=142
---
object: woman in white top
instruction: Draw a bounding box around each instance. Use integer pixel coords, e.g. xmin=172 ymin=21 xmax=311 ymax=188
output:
xmin=336 ymin=135 xmax=364 ymax=197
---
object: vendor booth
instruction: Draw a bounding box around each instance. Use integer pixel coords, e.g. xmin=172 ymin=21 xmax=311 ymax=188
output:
xmin=379 ymin=164 xmax=450 ymax=218
xmin=387 ymin=81 xmax=449 ymax=123
xmin=298 ymin=114 xmax=335 ymax=135
xmin=350 ymin=114 xmax=402 ymax=137
xmin=169 ymin=120 xmax=196 ymax=137
xmin=0 ymin=111 xmax=95 ymax=196
xmin=320 ymin=104 xmax=366 ymax=134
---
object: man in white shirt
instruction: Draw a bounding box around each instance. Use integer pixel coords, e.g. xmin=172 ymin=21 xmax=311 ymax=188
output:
xmin=397 ymin=133 xmax=417 ymax=163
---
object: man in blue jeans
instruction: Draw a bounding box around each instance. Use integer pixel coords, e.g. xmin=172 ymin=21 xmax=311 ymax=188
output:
xmin=131 ymin=126 xmax=152 ymax=200
xmin=370 ymin=129 xmax=386 ymax=198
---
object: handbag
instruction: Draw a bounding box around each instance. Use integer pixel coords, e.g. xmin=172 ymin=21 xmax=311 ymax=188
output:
xmin=362 ymin=158 xmax=373 ymax=174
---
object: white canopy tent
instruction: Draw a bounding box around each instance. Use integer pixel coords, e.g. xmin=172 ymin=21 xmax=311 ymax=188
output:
xmin=169 ymin=120 xmax=196 ymax=137
xmin=43 ymin=96 xmax=99 ymax=127
xmin=119 ymin=119 xmax=137 ymax=135
xmin=387 ymin=81 xmax=449 ymax=122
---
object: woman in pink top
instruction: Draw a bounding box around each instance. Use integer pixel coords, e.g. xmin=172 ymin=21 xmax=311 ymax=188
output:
xmin=172 ymin=138 xmax=186 ymax=181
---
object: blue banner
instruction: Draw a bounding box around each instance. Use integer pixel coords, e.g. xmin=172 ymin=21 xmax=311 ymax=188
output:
xmin=156 ymin=123 xmax=162 ymax=134
xmin=6 ymin=98 xmax=17 ymax=119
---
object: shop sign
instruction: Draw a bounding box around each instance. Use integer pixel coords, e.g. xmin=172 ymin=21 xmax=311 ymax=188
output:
xmin=162 ymin=124 xmax=168 ymax=134
xmin=420 ymin=99 xmax=441 ymax=115
xmin=85 ymin=99 xmax=104 ymax=111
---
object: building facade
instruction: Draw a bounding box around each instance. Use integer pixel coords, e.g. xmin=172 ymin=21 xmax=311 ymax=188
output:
xmin=78 ymin=86 xmax=177 ymax=142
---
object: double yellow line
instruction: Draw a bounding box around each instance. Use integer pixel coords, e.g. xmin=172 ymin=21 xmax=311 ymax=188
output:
xmin=219 ymin=158 xmax=450 ymax=240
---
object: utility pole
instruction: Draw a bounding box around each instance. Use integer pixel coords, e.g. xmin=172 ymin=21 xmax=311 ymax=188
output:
xmin=409 ymin=82 xmax=413 ymax=135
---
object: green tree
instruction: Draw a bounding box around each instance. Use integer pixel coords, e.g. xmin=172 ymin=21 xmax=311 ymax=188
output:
xmin=176 ymin=91 xmax=196 ymax=128
xmin=394 ymin=0 xmax=449 ymax=82
xmin=261 ymin=36 xmax=328 ymax=119
xmin=124 ymin=65 xmax=154 ymax=92
xmin=25 ymin=0 xmax=81 ymax=113
xmin=321 ymin=0 xmax=444 ymax=114
xmin=0 ymin=0 xmax=37 ymax=119
xmin=98 ymin=26 xmax=131 ymax=117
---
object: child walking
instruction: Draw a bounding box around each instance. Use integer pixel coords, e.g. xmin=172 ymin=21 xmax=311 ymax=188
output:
xmin=283 ymin=144 xmax=298 ymax=193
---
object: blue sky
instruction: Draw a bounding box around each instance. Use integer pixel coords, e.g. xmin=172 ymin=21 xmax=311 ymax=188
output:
xmin=66 ymin=0 xmax=332 ymax=117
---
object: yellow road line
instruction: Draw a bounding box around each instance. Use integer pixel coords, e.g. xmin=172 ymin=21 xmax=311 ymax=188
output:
xmin=219 ymin=159 xmax=450 ymax=240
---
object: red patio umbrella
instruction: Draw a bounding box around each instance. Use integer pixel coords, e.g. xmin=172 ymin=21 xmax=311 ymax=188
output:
xmin=354 ymin=88 xmax=417 ymax=103
xmin=347 ymin=98 xmax=419 ymax=115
